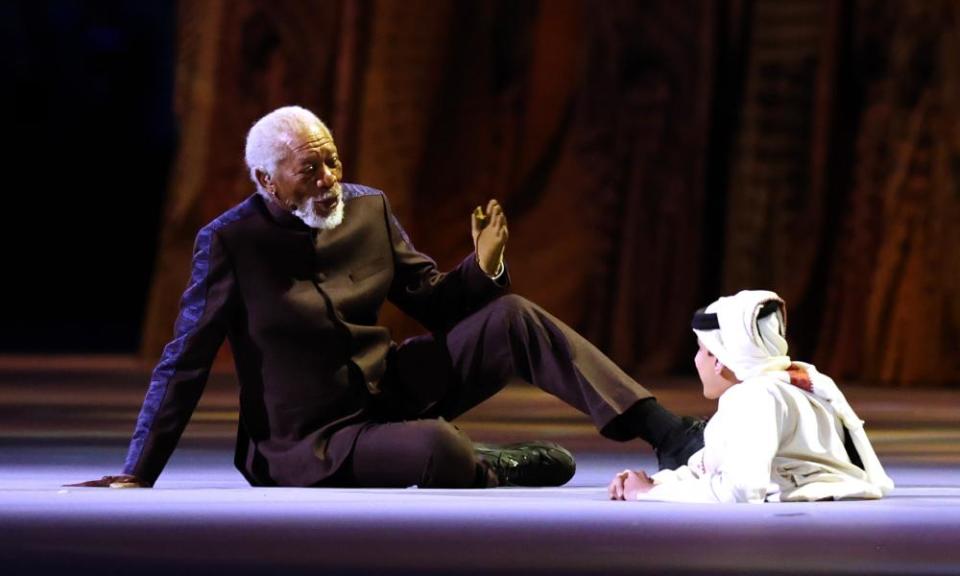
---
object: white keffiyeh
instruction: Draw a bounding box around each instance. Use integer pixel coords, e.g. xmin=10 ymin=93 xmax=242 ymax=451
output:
xmin=693 ymin=289 xmax=791 ymax=381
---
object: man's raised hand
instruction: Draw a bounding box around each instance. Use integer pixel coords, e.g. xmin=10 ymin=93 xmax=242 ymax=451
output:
xmin=471 ymin=199 xmax=508 ymax=276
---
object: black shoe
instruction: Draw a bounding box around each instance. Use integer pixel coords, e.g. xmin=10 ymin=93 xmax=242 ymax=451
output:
xmin=474 ymin=441 xmax=576 ymax=487
xmin=655 ymin=416 xmax=706 ymax=470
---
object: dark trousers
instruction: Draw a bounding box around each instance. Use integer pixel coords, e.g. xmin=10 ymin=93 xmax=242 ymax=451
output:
xmin=335 ymin=294 xmax=652 ymax=488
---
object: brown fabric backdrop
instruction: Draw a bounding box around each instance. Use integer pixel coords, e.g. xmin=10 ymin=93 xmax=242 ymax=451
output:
xmin=143 ymin=0 xmax=960 ymax=387
xmin=815 ymin=0 xmax=960 ymax=386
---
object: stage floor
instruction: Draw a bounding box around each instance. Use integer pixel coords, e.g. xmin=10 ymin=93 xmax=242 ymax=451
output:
xmin=2 ymin=356 xmax=959 ymax=575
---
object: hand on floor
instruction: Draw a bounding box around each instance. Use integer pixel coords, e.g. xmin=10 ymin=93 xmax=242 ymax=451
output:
xmin=64 ymin=474 xmax=149 ymax=488
xmin=608 ymin=469 xmax=654 ymax=500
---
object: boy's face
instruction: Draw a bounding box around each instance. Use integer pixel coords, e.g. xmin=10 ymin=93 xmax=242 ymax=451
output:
xmin=694 ymin=340 xmax=736 ymax=400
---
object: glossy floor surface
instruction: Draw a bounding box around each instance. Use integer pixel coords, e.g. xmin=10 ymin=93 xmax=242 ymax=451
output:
xmin=2 ymin=356 xmax=958 ymax=575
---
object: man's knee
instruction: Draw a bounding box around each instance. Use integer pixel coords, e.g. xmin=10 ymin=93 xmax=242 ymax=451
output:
xmin=484 ymin=294 xmax=540 ymax=328
xmin=416 ymin=419 xmax=479 ymax=488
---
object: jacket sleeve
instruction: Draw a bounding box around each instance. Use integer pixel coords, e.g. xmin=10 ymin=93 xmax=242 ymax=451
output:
xmin=637 ymin=385 xmax=782 ymax=503
xmin=122 ymin=227 xmax=236 ymax=485
xmin=383 ymin=194 xmax=509 ymax=331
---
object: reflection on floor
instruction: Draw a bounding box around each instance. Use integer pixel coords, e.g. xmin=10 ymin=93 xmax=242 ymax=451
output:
xmin=1 ymin=356 xmax=958 ymax=575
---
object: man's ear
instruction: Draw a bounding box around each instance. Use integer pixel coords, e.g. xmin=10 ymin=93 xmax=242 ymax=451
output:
xmin=255 ymin=169 xmax=273 ymax=192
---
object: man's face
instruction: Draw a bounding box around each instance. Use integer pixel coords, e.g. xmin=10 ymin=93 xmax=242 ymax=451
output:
xmin=694 ymin=340 xmax=735 ymax=400
xmin=269 ymin=124 xmax=344 ymax=229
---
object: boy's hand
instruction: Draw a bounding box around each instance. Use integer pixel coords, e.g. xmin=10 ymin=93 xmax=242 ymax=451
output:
xmin=608 ymin=469 xmax=655 ymax=500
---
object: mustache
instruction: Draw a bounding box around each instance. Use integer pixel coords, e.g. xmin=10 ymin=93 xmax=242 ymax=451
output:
xmin=290 ymin=184 xmax=342 ymax=211
xmin=320 ymin=183 xmax=342 ymax=198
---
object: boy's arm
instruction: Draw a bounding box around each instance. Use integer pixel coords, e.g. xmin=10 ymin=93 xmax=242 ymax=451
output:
xmin=636 ymin=386 xmax=782 ymax=503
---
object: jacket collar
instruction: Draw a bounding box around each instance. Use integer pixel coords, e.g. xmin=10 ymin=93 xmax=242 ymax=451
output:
xmin=256 ymin=193 xmax=312 ymax=231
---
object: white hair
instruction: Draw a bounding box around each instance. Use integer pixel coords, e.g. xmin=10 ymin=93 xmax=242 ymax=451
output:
xmin=244 ymin=105 xmax=331 ymax=197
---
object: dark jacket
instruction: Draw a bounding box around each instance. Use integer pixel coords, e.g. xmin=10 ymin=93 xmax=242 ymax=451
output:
xmin=122 ymin=184 xmax=507 ymax=486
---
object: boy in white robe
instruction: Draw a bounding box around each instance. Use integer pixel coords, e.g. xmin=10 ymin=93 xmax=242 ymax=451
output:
xmin=609 ymin=290 xmax=894 ymax=503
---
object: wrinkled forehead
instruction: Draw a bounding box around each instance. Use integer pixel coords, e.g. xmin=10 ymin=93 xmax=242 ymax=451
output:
xmin=289 ymin=124 xmax=335 ymax=153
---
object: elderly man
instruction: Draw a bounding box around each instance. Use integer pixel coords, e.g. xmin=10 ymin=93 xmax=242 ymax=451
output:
xmin=73 ymin=106 xmax=702 ymax=489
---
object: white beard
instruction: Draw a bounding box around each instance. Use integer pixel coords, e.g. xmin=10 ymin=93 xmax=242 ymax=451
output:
xmin=292 ymin=194 xmax=345 ymax=230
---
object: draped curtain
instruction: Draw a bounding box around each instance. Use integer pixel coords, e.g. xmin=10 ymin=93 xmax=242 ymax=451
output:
xmin=143 ymin=0 xmax=960 ymax=387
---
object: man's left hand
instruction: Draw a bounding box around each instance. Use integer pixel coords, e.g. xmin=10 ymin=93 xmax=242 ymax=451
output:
xmin=472 ymin=199 xmax=508 ymax=276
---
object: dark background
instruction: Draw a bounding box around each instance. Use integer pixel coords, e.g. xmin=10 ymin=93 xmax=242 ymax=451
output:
xmin=3 ymin=0 xmax=958 ymax=387
xmin=3 ymin=1 xmax=175 ymax=351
